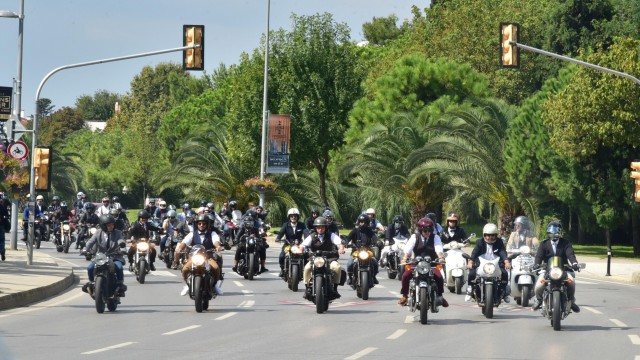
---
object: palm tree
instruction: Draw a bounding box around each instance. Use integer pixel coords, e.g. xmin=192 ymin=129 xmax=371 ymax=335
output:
xmin=50 ymin=149 xmax=84 ymax=201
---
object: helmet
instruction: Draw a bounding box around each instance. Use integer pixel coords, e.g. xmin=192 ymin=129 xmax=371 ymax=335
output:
xmin=417 ymin=217 xmax=434 ymax=232
xmin=182 ymin=203 xmax=190 ymax=210
xmin=514 ymin=215 xmax=530 ymax=229
xmin=102 ymin=197 xmax=110 ymax=203
xmin=229 ymin=200 xmax=237 ymax=209
xmin=446 ymin=213 xmax=459 ymax=222
xmin=112 ymin=196 xmax=119 ymax=203
xmin=195 ymin=214 xmax=209 ymax=225
xmin=60 ymin=201 xmax=68 ymax=208
xmin=168 ymin=204 xmax=177 ymax=211
xmin=287 ymin=208 xmax=300 ymax=217
xmin=207 ymin=202 xmax=214 ymax=209
xmin=482 ymin=223 xmax=499 ymax=235
xmin=425 ymin=212 xmax=437 ymax=223
xmin=311 ymin=208 xmax=319 ymax=216
xmin=159 ymin=200 xmax=167 ymax=209
xmin=138 ymin=210 xmax=150 ymax=219
xmin=113 ymin=202 xmax=122 ymax=210
xmin=85 ymin=202 xmax=95 ymax=211
xmin=242 ymin=215 xmax=255 ymax=228
xmin=246 ymin=209 xmax=258 ymax=219
xmin=200 ymin=200 xmax=207 ymax=207
xmin=313 ymin=216 xmax=328 ymax=227
xmin=109 ymin=208 xmax=120 ymax=217
xmin=99 ymin=214 xmax=116 ymax=231
xmin=77 ymin=192 xmax=85 ymax=199
xmin=546 ymin=221 xmax=563 ymax=240
xmin=357 ymin=214 xmax=370 ymax=226
xmin=52 ymin=196 xmax=61 ymax=202
xmin=393 ymin=215 xmax=404 ymax=224
xmin=365 ymin=208 xmax=376 ymax=215
xmin=148 ymin=198 xmax=156 ymax=204
xmin=36 ymin=195 xmax=44 ymax=201
xmin=167 ymin=210 xmax=177 ymax=218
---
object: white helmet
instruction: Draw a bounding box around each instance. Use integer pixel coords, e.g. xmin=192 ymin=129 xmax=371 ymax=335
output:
xmin=36 ymin=195 xmax=44 ymax=201
xmin=159 ymin=200 xmax=167 ymax=208
xmin=482 ymin=223 xmax=499 ymax=235
xmin=77 ymin=192 xmax=85 ymax=199
xmin=287 ymin=208 xmax=300 ymax=217
xmin=366 ymin=208 xmax=375 ymax=215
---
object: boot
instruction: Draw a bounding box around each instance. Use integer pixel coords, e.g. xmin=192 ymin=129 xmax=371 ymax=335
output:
xmin=398 ymin=295 xmax=408 ymax=306
xmin=303 ymin=284 xmax=312 ymax=300
xmin=149 ymin=262 xmax=156 ymax=271
xmin=278 ymin=268 xmax=285 ymax=278
xmin=347 ymin=273 xmax=353 ymax=285
xmin=570 ymin=299 xmax=580 ymax=313
xmin=1 ymin=251 xmax=5 ymax=261
xmin=373 ymin=274 xmax=379 ymax=285
xmin=116 ymin=281 xmax=127 ymax=297
xmin=332 ymin=284 xmax=341 ymax=299
xmin=531 ymin=296 xmax=542 ymax=310
xmin=465 ymin=285 xmax=474 ymax=302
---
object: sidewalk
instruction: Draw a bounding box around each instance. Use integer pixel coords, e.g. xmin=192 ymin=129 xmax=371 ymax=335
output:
xmin=0 ymin=248 xmax=76 ymax=311
xmin=575 ymin=254 xmax=640 ymax=285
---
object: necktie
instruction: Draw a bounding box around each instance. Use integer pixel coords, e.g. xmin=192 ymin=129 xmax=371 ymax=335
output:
xmin=552 ymin=240 xmax=558 ymax=255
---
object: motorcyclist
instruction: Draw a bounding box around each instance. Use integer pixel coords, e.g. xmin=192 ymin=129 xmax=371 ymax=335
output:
xmin=465 ymin=223 xmax=511 ymax=303
xmin=276 ymin=208 xmax=306 ymax=277
xmin=304 ymin=208 xmax=320 ymax=232
xmin=222 ymin=200 xmax=239 ymax=240
xmin=345 ymin=214 xmax=380 ymax=285
xmin=144 ymin=198 xmax=158 ymax=219
xmin=218 ymin=201 xmax=230 ymax=219
xmin=47 ymin=195 xmax=62 ymax=213
xmin=177 ymin=203 xmax=193 ymax=222
xmin=506 ymin=215 xmax=539 ymax=254
xmin=440 ymin=212 xmax=468 ymax=244
xmin=111 ymin=196 xmax=122 ymax=211
xmin=300 ymin=216 xmax=345 ymax=299
xmin=110 ymin=208 xmax=126 ymax=231
xmin=155 ymin=200 xmax=168 ymax=220
xmin=380 ymin=215 xmax=410 ymax=268
xmin=322 ymin=210 xmax=340 ymax=236
xmin=52 ymin=201 xmax=74 ymax=245
xmin=160 ymin=209 xmax=190 ymax=261
xmin=75 ymin=202 xmax=100 ymax=249
xmin=204 ymin=202 xmax=224 ymax=233
xmin=174 ymin=214 xmax=224 ymax=296
xmin=397 ymin=217 xmax=448 ymax=307
xmin=127 ymin=210 xmax=161 ymax=271
xmin=232 ymin=214 xmax=269 ymax=274
xmin=531 ymin=221 xmax=581 ymax=313
xmin=73 ymin=192 xmax=87 ymax=214
xmin=96 ymin=197 xmax=111 ymax=216
xmin=81 ymin=214 xmax=127 ymax=297
xmin=365 ymin=208 xmax=385 ymax=232
xmin=425 ymin=212 xmax=444 ymax=236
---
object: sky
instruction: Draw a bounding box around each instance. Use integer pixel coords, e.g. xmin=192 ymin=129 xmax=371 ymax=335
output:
xmin=0 ymin=0 xmax=426 ymax=118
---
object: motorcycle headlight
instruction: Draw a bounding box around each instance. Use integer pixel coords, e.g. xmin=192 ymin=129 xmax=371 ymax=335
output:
xmin=248 ymin=238 xmax=255 ymax=246
xmin=192 ymin=254 xmax=206 ymax=266
xmin=483 ymin=262 xmax=496 ymax=274
xmin=94 ymin=253 xmax=107 ymax=266
xmin=358 ymin=250 xmax=370 ymax=260
xmin=62 ymin=224 xmax=70 ymax=231
xmin=137 ymin=242 xmax=149 ymax=251
xmin=417 ymin=261 xmax=431 ymax=275
xmin=313 ymin=257 xmax=326 ymax=268
xmin=291 ymin=245 xmax=302 ymax=255
xmin=549 ymin=266 xmax=564 ymax=280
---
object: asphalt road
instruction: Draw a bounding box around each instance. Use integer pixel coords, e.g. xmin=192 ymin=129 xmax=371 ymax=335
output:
xmin=1 ymin=240 xmax=639 ymax=360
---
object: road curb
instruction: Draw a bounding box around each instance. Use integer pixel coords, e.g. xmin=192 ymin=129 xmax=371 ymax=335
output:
xmin=632 ymin=271 xmax=640 ymax=284
xmin=0 ymin=269 xmax=76 ymax=311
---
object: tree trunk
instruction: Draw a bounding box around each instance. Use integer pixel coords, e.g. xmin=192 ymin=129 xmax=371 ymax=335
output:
xmin=632 ymin=207 xmax=640 ymax=257
xmin=314 ymin=159 xmax=329 ymax=208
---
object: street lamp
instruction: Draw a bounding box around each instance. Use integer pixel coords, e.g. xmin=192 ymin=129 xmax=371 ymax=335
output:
xmin=1 ymin=0 xmax=25 ymax=252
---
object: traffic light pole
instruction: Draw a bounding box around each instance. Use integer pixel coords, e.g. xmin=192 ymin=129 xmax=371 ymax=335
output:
xmin=25 ymin=44 xmax=198 ymax=265
xmin=513 ymin=41 xmax=640 ymax=276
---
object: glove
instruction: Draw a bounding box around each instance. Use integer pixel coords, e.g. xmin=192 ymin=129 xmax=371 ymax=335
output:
xmin=532 ymin=264 xmax=540 ymax=271
xmin=572 ymin=263 xmax=579 ymax=271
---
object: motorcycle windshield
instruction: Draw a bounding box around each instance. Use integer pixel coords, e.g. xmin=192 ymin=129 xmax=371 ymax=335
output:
xmin=546 ymin=256 xmax=564 ymax=270
xmin=231 ymin=210 xmax=243 ymax=221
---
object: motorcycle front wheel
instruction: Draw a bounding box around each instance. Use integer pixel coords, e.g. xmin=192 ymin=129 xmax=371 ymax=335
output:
xmin=483 ymin=283 xmax=494 ymax=319
xmin=521 ymin=285 xmax=531 ymax=308
xmin=455 ymin=277 xmax=463 ymax=295
xmin=290 ymin=264 xmax=300 ymax=292
xmin=315 ymin=276 xmax=326 ymax=314
xmin=361 ymin=271 xmax=370 ymax=300
xmin=94 ymin=277 xmax=105 ymax=314
xmin=552 ymin=290 xmax=562 ymax=331
xmin=419 ymin=287 xmax=429 ymax=324
xmin=248 ymin=253 xmax=255 ymax=280
xmin=107 ymin=299 xmax=118 ymax=312
xmin=63 ymin=235 xmax=70 ymax=253
xmin=194 ymin=276 xmax=204 ymax=313
xmin=138 ymin=259 xmax=147 ymax=284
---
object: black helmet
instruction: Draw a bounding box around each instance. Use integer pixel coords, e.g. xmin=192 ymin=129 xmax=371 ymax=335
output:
xmin=425 ymin=212 xmax=437 ymax=223
xmin=546 ymin=221 xmax=563 ymax=240
xmin=246 ymin=209 xmax=258 ymax=219
xmin=85 ymin=202 xmax=95 ymax=211
xmin=357 ymin=214 xmax=370 ymax=227
xmin=313 ymin=216 xmax=328 ymax=227
xmin=200 ymin=200 xmax=207 ymax=207
xmin=242 ymin=215 xmax=255 ymax=228
xmin=60 ymin=201 xmax=68 ymax=208
xmin=311 ymin=208 xmax=319 ymax=216
xmin=112 ymin=196 xmax=119 ymax=203
xmin=393 ymin=215 xmax=404 ymax=223
xmin=195 ymin=214 xmax=209 ymax=225
xmin=182 ymin=203 xmax=190 ymax=210
xmin=229 ymin=200 xmax=237 ymax=209
xmin=138 ymin=209 xmax=150 ymax=219
xmin=99 ymin=214 xmax=116 ymax=231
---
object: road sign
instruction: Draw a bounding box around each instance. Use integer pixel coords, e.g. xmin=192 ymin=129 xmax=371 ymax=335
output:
xmin=7 ymin=140 xmax=28 ymax=160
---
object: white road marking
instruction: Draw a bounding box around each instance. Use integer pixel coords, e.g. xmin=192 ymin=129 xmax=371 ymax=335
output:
xmin=386 ymin=329 xmax=406 ymax=340
xmin=610 ymin=319 xmax=627 ymax=327
xmin=630 ymin=335 xmax=640 ymax=345
xmin=579 ymin=277 xmax=637 ymax=287
xmin=238 ymin=300 xmax=255 ymax=308
xmin=584 ymin=306 xmax=602 ymax=314
xmin=162 ymin=325 xmax=201 ymax=335
xmin=125 ymin=270 xmax=176 ymax=277
xmin=81 ymin=342 xmax=136 ymax=354
xmin=233 ymin=281 xmax=244 ymax=287
xmin=575 ymin=280 xmax=598 ymax=285
xmin=404 ymin=316 xmax=414 ymax=323
xmin=635 ymin=356 xmax=640 ymax=360
xmin=345 ymin=347 xmax=377 ymax=360
xmin=242 ymin=290 xmax=254 ymax=296
xmin=389 ymin=291 xmax=401 ymax=297
xmin=215 ymin=312 xmax=237 ymax=321
xmin=0 ymin=291 xmax=84 ymax=319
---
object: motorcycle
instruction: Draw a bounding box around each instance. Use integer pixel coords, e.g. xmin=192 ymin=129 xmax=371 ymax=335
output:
xmin=87 ymin=252 xmax=124 ymax=313
xmin=185 ymin=245 xmax=218 ymax=313
xmin=470 ymin=256 xmax=505 ymax=319
xmin=150 ymin=218 xmax=162 ymax=245
xmin=78 ymin=224 xmax=98 ymax=261
xmin=130 ymin=238 xmax=151 ymax=284
xmin=373 ymin=229 xmax=385 ymax=260
xmin=406 ymin=256 xmax=443 ymax=324
xmin=384 ymin=235 xmax=409 ymax=280
xmin=350 ymin=246 xmax=375 ymax=300
xmin=305 ymin=250 xmax=343 ymax=314
xmin=32 ymin=216 xmax=47 ymax=249
xmin=444 ymin=233 xmax=475 ymax=294
xmin=236 ymin=235 xmax=262 ymax=280
xmin=163 ymin=232 xmax=180 ymax=269
xmin=536 ymin=256 xmax=585 ymax=331
xmin=223 ymin=209 xmax=243 ymax=247
xmin=283 ymin=239 xmax=305 ymax=292
xmin=59 ymin=220 xmax=74 ymax=254
xmin=508 ymin=245 xmax=536 ymax=307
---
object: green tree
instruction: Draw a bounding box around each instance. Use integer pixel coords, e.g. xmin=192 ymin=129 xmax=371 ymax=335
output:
xmin=362 ymin=15 xmax=406 ymax=45
xmin=38 ymin=107 xmax=86 ymax=146
xmin=75 ymin=90 xmax=122 ymax=121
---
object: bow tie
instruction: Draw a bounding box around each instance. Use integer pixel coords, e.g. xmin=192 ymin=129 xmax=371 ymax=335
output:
xmin=552 ymin=240 xmax=558 ymax=243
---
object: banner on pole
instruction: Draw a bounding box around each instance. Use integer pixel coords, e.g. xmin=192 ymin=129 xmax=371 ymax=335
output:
xmin=266 ymin=114 xmax=290 ymax=174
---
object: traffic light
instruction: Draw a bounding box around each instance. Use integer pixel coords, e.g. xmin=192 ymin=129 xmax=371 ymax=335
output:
xmin=34 ymin=146 xmax=51 ymax=191
xmin=183 ymin=25 xmax=204 ymax=71
xmin=631 ymin=162 xmax=640 ymax=202
xmin=500 ymin=22 xmax=520 ymax=68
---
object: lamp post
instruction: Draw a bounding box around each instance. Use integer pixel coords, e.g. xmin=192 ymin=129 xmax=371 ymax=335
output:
xmin=0 ymin=0 xmax=25 ymax=251
xmin=259 ymin=0 xmax=270 ymax=207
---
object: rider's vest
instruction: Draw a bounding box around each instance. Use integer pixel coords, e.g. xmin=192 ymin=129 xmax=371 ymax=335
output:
xmin=192 ymin=231 xmax=214 ymax=250
xmin=413 ymin=233 xmax=437 ymax=259
xmin=310 ymin=232 xmax=336 ymax=253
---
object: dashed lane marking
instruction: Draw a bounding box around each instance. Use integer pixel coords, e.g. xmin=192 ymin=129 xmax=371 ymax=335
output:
xmin=404 ymin=316 xmax=414 ymax=323
xmin=242 ymin=290 xmax=254 ymax=296
xmin=386 ymin=329 xmax=406 ymax=339
xmin=630 ymin=335 xmax=640 ymax=345
xmin=233 ymin=281 xmax=244 ymax=287
xmin=81 ymin=342 xmax=136 ymax=354
xmin=238 ymin=300 xmax=255 ymax=308
xmin=215 ymin=312 xmax=237 ymax=321
xmin=162 ymin=325 xmax=201 ymax=335
xmin=610 ymin=319 xmax=627 ymax=327
xmin=584 ymin=306 xmax=602 ymax=314
xmin=345 ymin=347 xmax=377 ymax=360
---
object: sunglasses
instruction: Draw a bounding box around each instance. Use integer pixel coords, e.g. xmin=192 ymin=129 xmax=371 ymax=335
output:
xmin=197 ymin=222 xmax=208 ymax=226
xmin=484 ymin=234 xmax=497 ymax=237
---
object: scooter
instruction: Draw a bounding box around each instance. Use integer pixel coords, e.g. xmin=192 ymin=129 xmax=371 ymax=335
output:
xmin=508 ymin=245 xmax=536 ymax=307
xmin=443 ymin=233 xmax=475 ymax=294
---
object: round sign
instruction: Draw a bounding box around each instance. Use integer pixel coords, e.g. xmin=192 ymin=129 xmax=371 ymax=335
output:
xmin=7 ymin=141 xmax=28 ymax=161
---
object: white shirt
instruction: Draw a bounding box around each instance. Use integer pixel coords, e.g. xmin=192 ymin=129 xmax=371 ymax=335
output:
xmin=301 ymin=232 xmax=342 ymax=247
xmin=483 ymin=243 xmax=495 ymax=260
xmin=403 ymin=233 xmax=443 ymax=258
xmin=180 ymin=231 xmax=221 ymax=247
xmin=95 ymin=205 xmax=111 ymax=216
